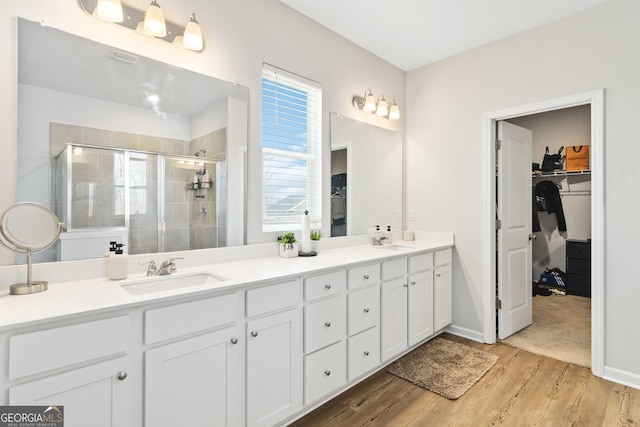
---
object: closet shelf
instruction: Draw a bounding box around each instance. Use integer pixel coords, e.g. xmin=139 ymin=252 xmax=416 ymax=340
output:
xmin=533 ymin=170 xmax=591 ymax=178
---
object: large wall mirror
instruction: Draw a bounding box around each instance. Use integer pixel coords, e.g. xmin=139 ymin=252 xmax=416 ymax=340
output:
xmin=11 ymin=18 xmax=248 ymax=265
xmin=330 ymin=113 xmax=403 ymax=237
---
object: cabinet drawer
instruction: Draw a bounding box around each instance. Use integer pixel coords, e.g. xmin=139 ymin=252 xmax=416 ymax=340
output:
xmin=304 ymin=340 xmax=346 ymax=405
xmin=304 ymin=270 xmax=346 ymax=302
xmin=348 ymin=285 xmax=380 ymax=336
xmin=348 ymin=263 xmax=380 ymax=290
xmin=348 ymin=326 xmax=380 ymax=381
xmin=146 ymin=293 xmax=239 ymax=345
xmin=566 ymin=240 xmax=590 ymax=259
xmin=408 ymin=252 xmax=433 ymax=274
xmin=246 ymin=279 xmax=300 ymax=318
xmin=435 ymin=248 xmax=452 ymax=267
xmin=381 ymin=258 xmax=406 ymax=281
xmin=304 ymin=295 xmax=346 ymax=354
xmin=10 ymin=316 xmax=130 ymax=380
xmin=567 ymin=258 xmax=590 ymax=276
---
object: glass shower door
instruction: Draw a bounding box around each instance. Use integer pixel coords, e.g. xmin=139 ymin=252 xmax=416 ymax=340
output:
xmin=126 ymin=151 xmax=159 ymax=255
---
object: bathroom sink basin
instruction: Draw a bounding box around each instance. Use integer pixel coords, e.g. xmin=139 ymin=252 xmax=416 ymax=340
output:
xmin=374 ymin=244 xmax=413 ymax=251
xmin=120 ymin=272 xmax=227 ymax=295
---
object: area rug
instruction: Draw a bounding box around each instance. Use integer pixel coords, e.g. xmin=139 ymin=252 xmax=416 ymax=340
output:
xmin=387 ymin=337 xmax=498 ymax=400
xmin=501 ymin=295 xmax=590 ymax=367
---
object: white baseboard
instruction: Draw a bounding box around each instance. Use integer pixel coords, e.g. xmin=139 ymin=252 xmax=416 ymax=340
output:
xmin=445 ymin=324 xmax=485 ymax=343
xmin=603 ymin=366 xmax=640 ymax=391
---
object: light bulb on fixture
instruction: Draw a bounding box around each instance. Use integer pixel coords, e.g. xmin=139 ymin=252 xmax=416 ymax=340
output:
xmin=388 ymin=100 xmax=400 ymax=120
xmin=173 ymin=34 xmax=184 ymax=46
xmin=376 ymin=95 xmax=389 ymax=117
xmin=95 ymin=0 xmax=123 ymax=22
xmin=364 ymin=89 xmax=376 ymax=112
xmin=183 ymin=13 xmax=204 ymax=51
xmin=144 ymin=0 xmax=167 ymax=37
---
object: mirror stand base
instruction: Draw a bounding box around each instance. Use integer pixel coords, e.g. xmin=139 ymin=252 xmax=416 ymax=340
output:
xmin=10 ymin=281 xmax=48 ymax=295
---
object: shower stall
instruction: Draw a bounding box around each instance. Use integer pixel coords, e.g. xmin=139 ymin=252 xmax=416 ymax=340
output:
xmin=54 ymin=143 xmax=226 ymax=260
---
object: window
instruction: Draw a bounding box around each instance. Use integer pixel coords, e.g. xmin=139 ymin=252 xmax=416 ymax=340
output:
xmin=261 ymin=64 xmax=322 ymax=231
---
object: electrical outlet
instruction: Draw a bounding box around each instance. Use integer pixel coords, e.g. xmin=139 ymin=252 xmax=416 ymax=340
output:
xmin=410 ymin=209 xmax=416 ymax=221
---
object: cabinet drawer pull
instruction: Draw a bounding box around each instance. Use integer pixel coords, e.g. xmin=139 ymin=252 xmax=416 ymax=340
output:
xmin=117 ymin=371 xmax=128 ymax=381
xmin=363 ymin=308 xmax=370 ymax=313
xmin=364 ymin=351 xmax=370 ymax=356
xmin=324 ymin=321 xmax=331 ymax=328
xmin=436 ymin=274 xmax=441 ymax=277
xmin=363 ymin=274 xmax=370 ymax=280
xmin=325 ymin=284 xmax=332 ymax=290
xmin=230 ymin=337 xmax=239 ymax=345
xmin=411 ymin=281 xmax=416 ymax=286
xmin=324 ymin=370 xmax=331 ymax=376
xmin=251 ymin=331 xmax=259 ymax=338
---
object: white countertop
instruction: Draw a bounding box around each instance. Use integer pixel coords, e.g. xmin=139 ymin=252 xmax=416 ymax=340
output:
xmin=0 ymin=238 xmax=453 ymax=332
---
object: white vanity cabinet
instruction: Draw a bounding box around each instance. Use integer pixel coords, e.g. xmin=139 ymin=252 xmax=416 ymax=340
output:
xmin=434 ymin=248 xmax=453 ymax=331
xmin=302 ymin=270 xmax=347 ymax=405
xmin=143 ymin=294 xmax=243 ymax=427
xmin=7 ymin=316 xmax=134 ymax=427
xmin=381 ymin=249 xmax=452 ymax=362
xmin=245 ymin=280 xmax=303 ymax=427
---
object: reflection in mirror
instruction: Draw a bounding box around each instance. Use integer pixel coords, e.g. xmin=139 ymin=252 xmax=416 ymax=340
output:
xmin=329 ymin=113 xmax=403 ymax=237
xmin=12 ymin=18 xmax=248 ymax=265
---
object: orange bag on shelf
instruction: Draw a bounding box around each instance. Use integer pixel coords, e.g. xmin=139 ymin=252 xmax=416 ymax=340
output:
xmin=566 ymin=145 xmax=590 ymax=171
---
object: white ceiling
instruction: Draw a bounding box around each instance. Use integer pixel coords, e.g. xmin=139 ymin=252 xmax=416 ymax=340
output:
xmin=279 ymin=0 xmax=609 ymax=71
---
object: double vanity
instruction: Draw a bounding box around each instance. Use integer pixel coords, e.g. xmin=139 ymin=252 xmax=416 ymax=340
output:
xmin=0 ymin=235 xmax=453 ymax=427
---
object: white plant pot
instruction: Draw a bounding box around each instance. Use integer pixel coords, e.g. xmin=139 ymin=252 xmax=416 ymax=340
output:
xmin=279 ymin=242 xmax=299 ymax=258
xmin=310 ymin=240 xmax=320 ymax=253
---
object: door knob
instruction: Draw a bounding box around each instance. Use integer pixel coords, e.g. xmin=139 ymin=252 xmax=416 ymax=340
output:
xmin=251 ymin=331 xmax=258 ymax=337
xmin=230 ymin=337 xmax=239 ymax=344
xmin=117 ymin=371 xmax=127 ymax=381
xmin=529 ymin=233 xmax=537 ymax=241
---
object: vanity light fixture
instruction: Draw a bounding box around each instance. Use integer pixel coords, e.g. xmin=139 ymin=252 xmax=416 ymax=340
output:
xmin=78 ymin=0 xmax=206 ymax=52
xmin=388 ymin=100 xmax=400 ymax=120
xmin=183 ymin=13 xmax=203 ymax=52
xmin=352 ymin=90 xmax=400 ymax=120
xmin=144 ymin=0 xmax=167 ymax=37
xmin=95 ymin=0 xmax=123 ymax=22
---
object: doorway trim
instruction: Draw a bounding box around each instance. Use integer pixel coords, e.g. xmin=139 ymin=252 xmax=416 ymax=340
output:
xmin=482 ymin=89 xmax=604 ymax=377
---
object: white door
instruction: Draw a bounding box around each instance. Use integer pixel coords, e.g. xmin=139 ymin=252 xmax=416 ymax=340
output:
xmin=407 ymin=271 xmax=433 ymax=346
xmin=497 ymin=121 xmax=533 ymax=339
xmin=434 ymin=263 xmax=453 ymax=331
xmin=380 ymin=277 xmax=408 ymax=361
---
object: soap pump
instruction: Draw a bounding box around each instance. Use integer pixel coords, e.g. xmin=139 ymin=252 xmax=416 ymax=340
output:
xmin=108 ymin=243 xmax=128 ymax=280
xmin=374 ymin=225 xmax=383 ymax=241
xmin=385 ymin=226 xmax=393 ymax=244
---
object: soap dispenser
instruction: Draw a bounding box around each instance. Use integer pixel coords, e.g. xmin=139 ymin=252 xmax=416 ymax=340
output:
xmin=374 ymin=225 xmax=383 ymax=243
xmin=385 ymin=226 xmax=393 ymax=244
xmin=108 ymin=243 xmax=128 ymax=280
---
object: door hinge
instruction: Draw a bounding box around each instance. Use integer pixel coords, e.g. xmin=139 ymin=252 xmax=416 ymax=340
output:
xmin=496 ymin=139 xmax=502 ymax=150
xmin=496 ymin=297 xmax=502 ymax=310
xmin=496 ymin=218 xmax=502 ymax=230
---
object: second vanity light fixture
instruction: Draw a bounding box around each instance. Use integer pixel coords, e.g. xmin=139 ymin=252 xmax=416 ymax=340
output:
xmin=352 ymin=89 xmax=400 ymax=120
xmin=85 ymin=0 xmax=204 ymax=52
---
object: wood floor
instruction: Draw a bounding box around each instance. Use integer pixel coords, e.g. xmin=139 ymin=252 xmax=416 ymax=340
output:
xmin=290 ymin=334 xmax=639 ymax=426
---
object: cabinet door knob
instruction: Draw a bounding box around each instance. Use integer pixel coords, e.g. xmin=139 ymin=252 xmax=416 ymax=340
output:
xmin=324 ymin=370 xmax=331 ymax=376
xmin=363 ymin=308 xmax=370 ymax=313
xmin=403 ymin=283 xmax=408 ymax=288
xmin=230 ymin=337 xmax=239 ymax=345
xmin=251 ymin=331 xmax=258 ymax=338
xmin=324 ymin=321 xmax=331 ymax=327
xmin=436 ymin=274 xmax=441 ymax=277
xmin=364 ymin=351 xmax=370 ymax=356
xmin=363 ymin=274 xmax=370 ymax=280
xmin=411 ymin=281 xmax=416 ymax=286
xmin=325 ymin=284 xmax=332 ymax=290
xmin=117 ymin=371 xmax=127 ymax=381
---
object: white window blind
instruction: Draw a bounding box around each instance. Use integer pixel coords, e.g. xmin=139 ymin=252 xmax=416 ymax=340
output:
xmin=262 ymin=64 xmax=322 ymax=231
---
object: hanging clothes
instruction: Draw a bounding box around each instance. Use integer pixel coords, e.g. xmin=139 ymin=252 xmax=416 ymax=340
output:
xmin=533 ymin=180 xmax=567 ymax=232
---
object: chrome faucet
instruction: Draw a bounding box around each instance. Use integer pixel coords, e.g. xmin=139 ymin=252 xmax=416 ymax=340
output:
xmin=372 ymin=235 xmax=388 ymax=246
xmin=143 ymin=260 xmax=158 ymax=276
xmin=158 ymin=257 xmax=184 ymax=275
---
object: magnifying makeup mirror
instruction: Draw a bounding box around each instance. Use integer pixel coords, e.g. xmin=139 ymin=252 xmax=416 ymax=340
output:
xmin=0 ymin=202 xmax=63 ymax=295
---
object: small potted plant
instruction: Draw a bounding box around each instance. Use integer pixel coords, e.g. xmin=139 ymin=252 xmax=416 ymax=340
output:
xmin=310 ymin=229 xmax=323 ymax=253
xmin=278 ymin=232 xmax=299 ymax=258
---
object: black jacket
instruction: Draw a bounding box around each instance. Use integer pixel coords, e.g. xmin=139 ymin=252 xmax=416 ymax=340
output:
xmin=533 ymin=180 xmax=567 ymax=232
